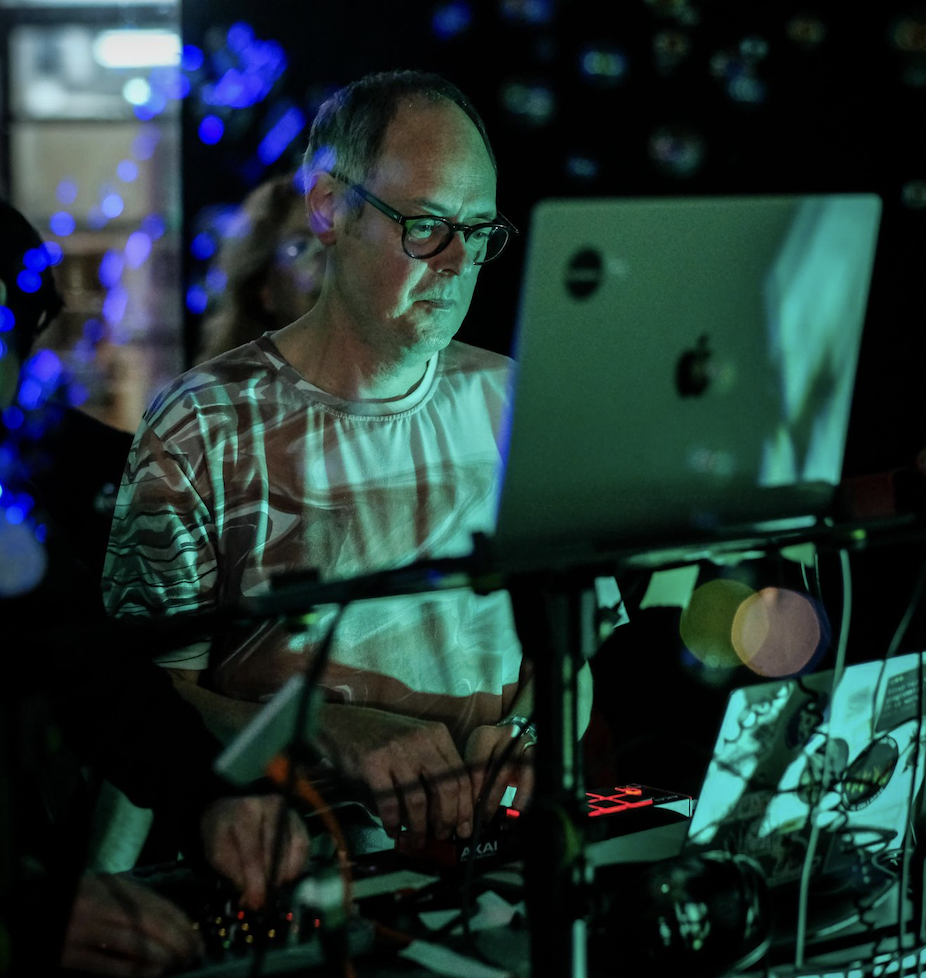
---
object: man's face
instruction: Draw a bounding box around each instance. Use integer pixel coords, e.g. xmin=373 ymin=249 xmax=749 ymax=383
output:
xmin=332 ymin=99 xmax=498 ymax=362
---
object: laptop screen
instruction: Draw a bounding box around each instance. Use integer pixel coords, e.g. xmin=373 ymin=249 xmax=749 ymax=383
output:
xmin=494 ymin=194 xmax=882 ymax=566
xmin=687 ymin=651 xmax=926 ymax=940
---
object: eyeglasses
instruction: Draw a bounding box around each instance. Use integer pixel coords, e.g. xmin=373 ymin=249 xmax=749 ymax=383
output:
xmin=335 ymin=175 xmax=517 ymax=265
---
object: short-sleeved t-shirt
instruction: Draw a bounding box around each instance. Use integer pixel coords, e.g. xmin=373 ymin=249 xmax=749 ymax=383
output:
xmin=102 ymin=334 xmax=522 ymax=745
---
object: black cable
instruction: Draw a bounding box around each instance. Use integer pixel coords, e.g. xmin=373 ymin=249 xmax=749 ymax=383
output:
xmin=457 ymin=709 xmax=536 ymax=963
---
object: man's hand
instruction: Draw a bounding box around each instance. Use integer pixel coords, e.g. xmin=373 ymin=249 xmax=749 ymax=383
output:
xmin=464 ymin=724 xmax=535 ymax=820
xmin=200 ymin=796 xmax=311 ymax=909
xmin=62 ymin=873 xmax=204 ymax=977
xmin=321 ymin=704 xmax=473 ymax=844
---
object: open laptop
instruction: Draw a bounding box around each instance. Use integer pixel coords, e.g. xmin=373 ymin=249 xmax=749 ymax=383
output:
xmin=493 ymin=193 xmax=882 ymax=570
xmin=685 ymin=651 xmax=926 ymax=951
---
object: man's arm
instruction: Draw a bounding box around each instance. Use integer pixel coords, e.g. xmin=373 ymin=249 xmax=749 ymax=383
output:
xmin=168 ymin=669 xmax=264 ymax=744
xmin=168 ymin=669 xmax=474 ymax=844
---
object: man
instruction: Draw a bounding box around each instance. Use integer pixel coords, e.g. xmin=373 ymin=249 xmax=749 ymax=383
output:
xmin=1 ymin=199 xmax=310 ymax=977
xmin=102 ymin=70 xmax=592 ymax=847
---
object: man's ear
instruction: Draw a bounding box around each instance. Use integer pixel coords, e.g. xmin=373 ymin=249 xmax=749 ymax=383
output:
xmin=306 ymin=171 xmax=338 ymax=244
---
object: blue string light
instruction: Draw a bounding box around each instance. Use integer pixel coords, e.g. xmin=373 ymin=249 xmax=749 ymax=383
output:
xmin=432 ymin=2 xmax=473 ymax=39
xmin=16 ymin=270 xmax=42 ymax=294
xmin=49 ymin=212 xmax=76 ymax=237
xmin=191 ymin=232 xmax=216 ymax=260
xmin=23 ymin=248 xmax=50 ymax=272
xmin=117 ymin=159 xmax=139 ymax=182
xmin=199 ymin=114 xmax=225 ymax=145
xmin=181 ymin=44 xmax=205 ymax=72
xmin=56 ymin=179 xmax=79 ymax=205
xmin=186 ymin=284 xmax=208 ymax=315
xmin=257 ymin=105 xmax=306 ymax=165
xmin=124 ymin=231 xmax=152 ymax=268
xmin=101 ymin=193 xmax=125 ymax=219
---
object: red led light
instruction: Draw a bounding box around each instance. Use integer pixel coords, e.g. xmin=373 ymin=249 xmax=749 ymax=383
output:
xmin=586 ymin=785 xmax=655 ymax=818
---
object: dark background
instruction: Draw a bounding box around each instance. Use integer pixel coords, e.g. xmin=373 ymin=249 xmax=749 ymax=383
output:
xmin=180 ymin=0 xmax=926 ymax=481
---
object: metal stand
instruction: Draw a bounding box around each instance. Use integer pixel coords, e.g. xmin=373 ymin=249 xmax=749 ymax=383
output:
xmin=512 ymin=572 xmax=599 ymax=978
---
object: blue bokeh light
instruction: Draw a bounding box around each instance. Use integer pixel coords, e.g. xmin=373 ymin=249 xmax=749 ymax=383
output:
xmin=132 ymin=127 xmax=161 ymax=161
xmin=191 ymin=232 xmax=216 ymax=260
xmin=432 ymin=2 xmax=473 ymax=39
xmin=181 ymin=44 xmax=205 ymax=72
xmin=201 ymin=31 xmax=287 ymax=110
xmin=98 ymin=250 xmax=125 ymax=288
xmin=83 ymin=319 xmax=105 ymax=344
xmin=186 ymin=284 xmax=208 ymax=315
xmin=227 ymin=21 xmax=255 ymax=53
xmin=117 ymin=159 xmax=139 ymax=182
xmin=150 ymin=66 xmax=187 ymax=102
xmin=28 ymin=349 xmax=63 ymax=384
xmin=580 ymin=46 xmax=629 ymax=82
xmin=23 ymin=248 xmax=49 ymax=272
xmin=141 ymin=214 xmax=166 ymax=239
xmin=141 ymin=87 xmax=170 ymax=118
xmin=4 ymin=504 xmax=25 ymax=525
xmin=43 ymin=242 xmax=64 ymax=266
xmin=258 ymin=105 xmax=306 ymax=165
xmin=566 ymin=155 xmax=601 ymax=181
xmin=2 ymin=405 xmax=25 ymax=430
xmin=199 ymin=114 xmax=225 ymax=145
xmin=125 ymin=231 xmax=153 ymax=268
xmin=101 ymin=193 xmax=125 ymax=219
xmin=49 ymin=211 xmax=76 ymax=237
xmin=206 ymin=268 xmax=228 ymax=293
xmin=16 ymin=270 xmax=42 ymax=294
xmin=133 ymin=103 xmax=157 ymax=122
xmin=56 ymin=179 xmax=79 ymax=205
xmin=0 ymin=307 xmax=14 ymax=332
xmin=102 ymin=285 xmax=129 ymax=326
xmin=17 ymin=378 xmax=43 ymax=411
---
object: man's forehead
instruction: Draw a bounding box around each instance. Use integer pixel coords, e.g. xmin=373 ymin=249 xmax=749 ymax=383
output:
xmin=371 ymin=100 xmax=496 ymax=200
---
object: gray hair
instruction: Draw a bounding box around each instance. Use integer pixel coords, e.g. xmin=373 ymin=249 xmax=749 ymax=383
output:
xmin=303 ymin=69 xmax=497 ymax=185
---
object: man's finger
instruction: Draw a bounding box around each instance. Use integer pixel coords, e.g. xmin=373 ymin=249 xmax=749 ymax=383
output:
xmin=512 ymin=747 xmax=535 ymax=811
xmin=366 ymin=764 xmax=403 ymax=838
xmin=420 ymin=762 xmax=459 ymax=841
xmin=399 ymin=773 xmax=430 ymax=840
xmin=231 ymin=827 xmax=268 ymax=910
xmin=277 ymin=812 xmax=311 ymax=883
xmin=429 ymin=736 xmax=470 ymax=839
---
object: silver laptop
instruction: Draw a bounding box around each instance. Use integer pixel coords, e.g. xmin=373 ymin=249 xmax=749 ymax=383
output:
xmin=686 ymin=651 xmax=926 ymax=949
xmin=493 ymin=194 xmax=882 ymax=569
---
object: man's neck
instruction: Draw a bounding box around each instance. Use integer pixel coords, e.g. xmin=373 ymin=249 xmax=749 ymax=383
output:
xmin=273 ymin=312 xmax=431 ymax=402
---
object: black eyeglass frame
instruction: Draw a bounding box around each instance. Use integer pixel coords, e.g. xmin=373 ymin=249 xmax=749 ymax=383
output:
xmin=334 ymin=174 xmax=517 ymax=265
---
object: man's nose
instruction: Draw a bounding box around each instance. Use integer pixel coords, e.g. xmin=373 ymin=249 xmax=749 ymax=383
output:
xmin=431 ymin=231 xmax=471 ymax=275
